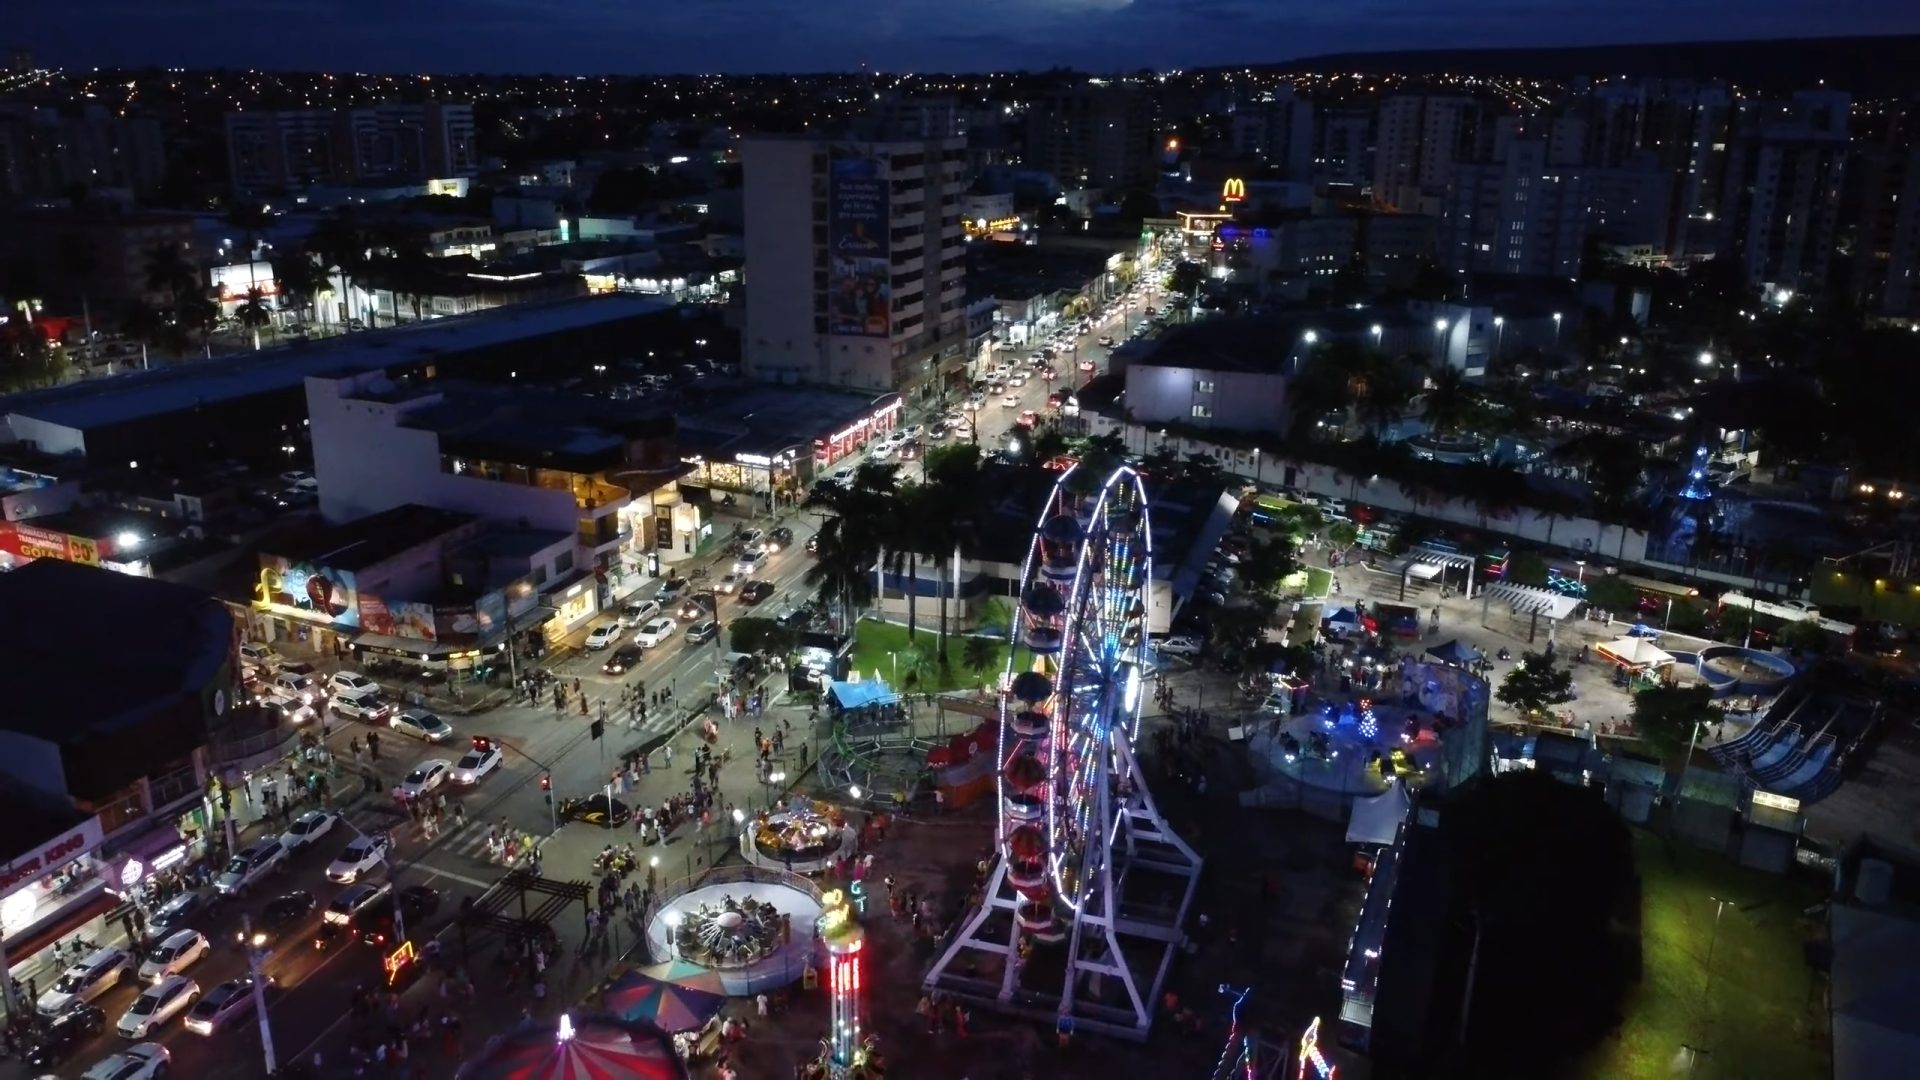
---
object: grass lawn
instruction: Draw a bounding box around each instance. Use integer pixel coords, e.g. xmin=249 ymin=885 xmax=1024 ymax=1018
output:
xmin=847 ymin=618 xmax=1028 ymax=694
xmin=1575 ymin=829 xmax=1827 ymax=1080
xmin=1304 ymin=566 xmax=1334 ymax=599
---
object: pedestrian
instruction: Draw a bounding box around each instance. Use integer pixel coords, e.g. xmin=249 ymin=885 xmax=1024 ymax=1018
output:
xmin=664 ymin=743 xmax=673 ymax=768
xmin=756 ymin=991 xmax=769 ymax=1018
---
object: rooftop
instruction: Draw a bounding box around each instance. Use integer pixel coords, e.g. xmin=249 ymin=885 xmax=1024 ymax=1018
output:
xmin=263 ymin=504 xmax=477 ymax=572
xmin=0 ymin=294 xmax=671 ymax=438
xmin=451 ymin=527 xmax=575 ymax=562
xmin=19 ymin=506 xmax=172 ymax=546
xmin=0 ymin=559 xmax=232 ymax=739
xmin=677 ymin=382 xmax=900 ymax=461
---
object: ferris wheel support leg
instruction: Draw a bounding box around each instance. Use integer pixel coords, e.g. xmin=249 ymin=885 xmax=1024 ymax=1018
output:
xmin=921 ymin=856 xmax=1021 ymax=1001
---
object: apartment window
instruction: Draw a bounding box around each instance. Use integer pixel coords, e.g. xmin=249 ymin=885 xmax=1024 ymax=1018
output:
xmin=1195 ymin=379 xmax=1215 ymax=393
xmin=1191 ymin=404 xmax=1213 ymax=419
xmin=554 ymin=550 xmax=575 ymax=576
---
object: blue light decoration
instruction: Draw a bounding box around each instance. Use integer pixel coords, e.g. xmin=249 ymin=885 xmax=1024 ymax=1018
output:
xmin=1545 ymin=568 xmax=1589 ymax=598
xmin=1213 ymin=984 xmax=1256 ymax=1080
xmin=1357 ymin=698 xmax=1378 ymax=741
xmin=1679 ymin=442 xmax=1714 ymax=501
xmin=1320 ymin=703 xmax=1337 ymax=731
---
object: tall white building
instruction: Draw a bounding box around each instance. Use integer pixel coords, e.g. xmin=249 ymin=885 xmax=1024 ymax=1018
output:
xmin=1441 ymin=140 xmax=1587 ymax=279
xmin=741 ymin=134 xmax=969 ymax=398
xmin=1713 ymin=90 xmax=1850 ymax=294
xmin=1374 ymin=95 xmax=1485 ymax=214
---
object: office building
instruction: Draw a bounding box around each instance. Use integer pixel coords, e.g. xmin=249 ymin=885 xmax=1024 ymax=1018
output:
xmin=1374 ymin=95 xmax=1487 ymax=214
xmin=1441 ymin=140 xmax=1588 ymax=279
xmin=0 ymin=103 xmax=168 ymax=199
xmin=1231 ymin=90 xmax=1314 ymax=180
xmin=1712 ymin=90 xmax=1850 ymax=294
xmin=225 ymin=102 xmax=477 ymax=194
xmin=741 ymin=134 xmax=969 ymax=398
xmin=1026 ymin=83 xmax=1157 ymax=191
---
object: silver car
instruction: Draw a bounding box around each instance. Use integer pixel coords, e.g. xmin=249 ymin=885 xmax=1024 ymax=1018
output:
xmin=116 ymin=974 xmax=199 ymax=1038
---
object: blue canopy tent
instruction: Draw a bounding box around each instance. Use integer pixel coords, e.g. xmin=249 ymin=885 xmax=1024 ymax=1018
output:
xmin=1426 ymin=639 xmax=1485 ymax=667
xmin=827 ymin=679 xmax=897 ymax=711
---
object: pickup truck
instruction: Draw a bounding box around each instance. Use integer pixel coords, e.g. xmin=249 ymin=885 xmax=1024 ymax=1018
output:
xmin=1717 ymin=591 xmax=1857 ymax=636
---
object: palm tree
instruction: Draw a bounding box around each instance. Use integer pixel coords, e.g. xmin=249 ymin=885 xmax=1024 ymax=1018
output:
xmin=1421 ymin=366 xmax=1473 ymax=437
xmin=273 ymin=252 xmax=326 ymax=329
xmin=961 ymin=634 xmax=997 ymax=684
xmin=802 ymin=517 xmax=877 ymax=635
xmin=234 ymin=287 xmax=273 ymax=350
xmin=305 ymin=217 xmax=371 ymax=330
xmin=225 ymin=201 xmax=273 ymax=297
xmin=145 ymin=242 xmax=197 ymax=309
xmin=1287 ymin=344 xmax=1359 ymax=440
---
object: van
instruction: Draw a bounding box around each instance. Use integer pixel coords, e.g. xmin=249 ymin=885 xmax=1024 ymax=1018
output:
xmin=37 ymin=945 xmax=137 ymax=1016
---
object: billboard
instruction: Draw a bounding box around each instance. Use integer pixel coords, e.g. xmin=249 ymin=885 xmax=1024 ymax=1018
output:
xmin=827 ymin=153 xmax=891 ymax=337
xmin=255 ymin=556 xmax=360 ymax=629
xmin=0 ymin=522 xmax=100 ymax=567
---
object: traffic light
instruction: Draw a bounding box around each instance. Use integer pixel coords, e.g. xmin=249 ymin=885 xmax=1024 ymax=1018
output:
xmin=540 ymin=773 xmax=551 ymax=791
xmin=589 ymin=718 xmax=604 ymax=741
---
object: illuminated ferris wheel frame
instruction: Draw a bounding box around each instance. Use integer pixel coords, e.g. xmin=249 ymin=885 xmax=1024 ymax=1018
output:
xmin=923 ymin=463 xmax=1202 ymax=1042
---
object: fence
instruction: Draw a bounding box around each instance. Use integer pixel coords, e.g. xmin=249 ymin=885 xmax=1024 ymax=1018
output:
xmin=640 ymin=862 xmax=825 ymax=965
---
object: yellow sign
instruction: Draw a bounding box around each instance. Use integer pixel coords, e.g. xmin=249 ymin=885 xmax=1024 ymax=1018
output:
xmin=1222 ymin=178 xmax=1246 ymax=202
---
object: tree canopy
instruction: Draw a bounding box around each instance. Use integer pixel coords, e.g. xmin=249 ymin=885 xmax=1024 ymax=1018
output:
xmin=1495 ymin=650 xmax=1576 ymax=720
xmin=1628 ymin=683 xmax=1719 ymax=763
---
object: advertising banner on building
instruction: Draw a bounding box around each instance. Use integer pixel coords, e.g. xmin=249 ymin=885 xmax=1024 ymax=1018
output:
xmin=827 ymin=153 xmax=891 ymax=337
xmin=255 ymin=556 xmax=361 ymax=629
xmin=0 ymin=522 xmax=101 ymax=567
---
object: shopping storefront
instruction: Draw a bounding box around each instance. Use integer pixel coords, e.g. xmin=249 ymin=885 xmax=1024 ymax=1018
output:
xmin=0 ymin=817 xmax=109 ymax=1014
xmin=815 ymin=395 xmax=904 ymax=468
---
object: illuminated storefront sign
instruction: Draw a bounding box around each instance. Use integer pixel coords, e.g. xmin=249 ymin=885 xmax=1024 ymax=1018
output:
xmin=0 ymin=522 xmax=102 ymax=566
xmin=1222 ymin=178 xmax=1246 ymax=203
xmin=0 ymin=818 xmax=103 ymax=899
xmin=254 ymin=556 xmax=361 ymax=629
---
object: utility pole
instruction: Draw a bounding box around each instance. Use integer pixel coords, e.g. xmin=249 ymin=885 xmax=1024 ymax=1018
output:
xmin=240 ymin=914 xmax=278 ymax=1075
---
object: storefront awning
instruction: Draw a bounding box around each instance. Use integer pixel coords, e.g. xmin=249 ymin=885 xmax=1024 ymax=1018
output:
xmin=350 ymin=632 xmax=469 ymax=659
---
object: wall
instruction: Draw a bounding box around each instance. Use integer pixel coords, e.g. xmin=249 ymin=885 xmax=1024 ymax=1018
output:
xmin=742 ymin=138 xmax=825 ymax=385
xmin=1123 ymin=363 xmax=1287 ymax=431
xmin=306 ymin=375 xmax=581 ymax=539
xmin=1082 ymin=411 xmax=1651 ymax=561
xmin=0 ymin=730 xmax=69 ymax=799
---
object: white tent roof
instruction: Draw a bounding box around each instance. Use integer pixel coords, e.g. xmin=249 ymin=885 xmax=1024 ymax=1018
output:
xmin=1481 ymin=581 xmax=1583 ymax=621
xmin=1346 ymin=781 xmax=1412 ymax=845
xmin=1597 ymin=636 xmax=1675 ymax=667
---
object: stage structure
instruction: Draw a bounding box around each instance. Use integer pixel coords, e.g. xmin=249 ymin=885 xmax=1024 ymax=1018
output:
xmin=922 ymin=463 xmax=1201 ymax=1040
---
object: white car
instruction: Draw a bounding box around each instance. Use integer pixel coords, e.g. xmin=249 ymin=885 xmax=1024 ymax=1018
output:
xmin=732 ymin=550 xmax=766 ymax=576
xmin=258 ymin=689 xmax=317 ymax=725
xmin=278 ymin=470 xmax=312 ymax=486
xmin=390 ymin=708 xmax=453 ymax=742
xmin=394 ymin=760 xmax=452 ymax=800
xmin=1157 ymin=636 xmax=1204 ymax=658
xmin=116 ymin=975 xmax=199 ymax=1038
xmin=717 ymin=572 xmax=742 ymax=594
xmin=327 ymin=834 xmax=391 ymax=884
xmin=326 ymin=671 xmax=377 ymax=697
xmin=214 ymin=840 xmax=286 ymax=896
xmin=1001 ymin=394 xmax=1019 ymax=408
xmin=634 ymin=617 xmax=677 ymax=648
xmin=183 ymin=977 xmax=260 ymax=1036
xmin=329 ymin=690 xmax=393 ymax=724
xmin=82 ymin=1044 xmax=171 ymax=1080
xmin=138 ymin=929 xmax=210 ymax=984
xmin=451 ymin=740 xmax=504 ymax=785
xmin=618 ymin=599 xmax=661 ymax=628
xmin=1008 ymin=373 xmax=1028 ymax=387
xmin=870 ymin=442 xmax=895 ymax=462
xmin=280 ymin=809 xmax=338 ymax=852
xmin=584 ymin=624 xmax=622 ymax=650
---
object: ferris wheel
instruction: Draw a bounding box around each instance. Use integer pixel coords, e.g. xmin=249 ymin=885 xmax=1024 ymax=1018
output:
xmin=924 ymin=463 xmax=1201 ymax=1041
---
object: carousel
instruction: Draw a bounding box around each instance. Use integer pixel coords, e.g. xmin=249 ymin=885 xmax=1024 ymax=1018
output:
xmin=670 ymin=892 xmax=788 ymax=969
xmin=738 ymin=797 xmax=858 ymax=874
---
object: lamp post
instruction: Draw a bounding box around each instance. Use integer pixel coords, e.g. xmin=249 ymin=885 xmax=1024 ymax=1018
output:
xmin=1552 ymin=312 xmax=1563 ymax=352
xmin=1493 ymin=316 xmax=1504 ymax=361
xmin=240 ymin=915 xmax=278 ymax=1075
xmin=1370 ymin=323 xmax=1382 ymax=350
xmin=1433 ymin=318 xmax=1449 ymax=364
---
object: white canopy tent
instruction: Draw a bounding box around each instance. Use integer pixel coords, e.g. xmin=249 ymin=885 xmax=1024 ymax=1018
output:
xmin=1596 ymin=636 xmax=1676 ymax=669
xmin=1346 ymin=781 xmax=1413 ymax=845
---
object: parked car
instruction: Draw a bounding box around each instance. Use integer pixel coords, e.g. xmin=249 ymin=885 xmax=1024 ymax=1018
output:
xmin=686 ymin=619 xmax=720 ymax=644
xmin=214 ymin=840 xmax=287 ymax=897
xmin=37 ymin=946 xmax=137 ymax=1017
xmin=279 ymin=809 xmax=337 ymax=853
xmin=634 ymin=617 xmax=677 ymax=648
xmin=390 ymin=708 xmax=452 ymax=742
xmin=116 ymin=975 xmax=199 ymax=1038
xmin=584 ymin=623 xmax=622 ymax=650
xmin=657 ymin=575 xmax=689 ymax=601
xmin=326 ymin=671 xmax=377 ymax=697
xmin=22 ymin=1003 xmax=104 ymax=1067
xmin=1157 ymin=636 xmax=1204 ymax=658
xmin=619 ymin=599 xmax=661 ymax=628
xmin=143 ymin=891 xmax=213 ymax=945
xmin=326 ymin=833 xmax=391 ymax=884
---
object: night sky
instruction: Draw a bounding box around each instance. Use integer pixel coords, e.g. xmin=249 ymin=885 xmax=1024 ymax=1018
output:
xmin=19 ymin=0 xmax=1919 ymax=74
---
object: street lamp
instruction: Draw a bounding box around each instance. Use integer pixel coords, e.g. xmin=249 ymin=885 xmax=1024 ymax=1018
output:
xmin=1302 ymin=329 xmax=1318 ymax=345
xmin=239 ymin=916 xmax=278 ymax=1074
xmin=1492 ymin=316 xmax=1504 ymax=360
xmin=848 ymin=784 xmax=863 ymax=800
xmin=1433 ymin=318 xmax=1449 ymax=362
xmin=1552 ymin=312 xmax=1563 ymax=351
xmin=1698 ymin=350 xmax=1714 ymax=366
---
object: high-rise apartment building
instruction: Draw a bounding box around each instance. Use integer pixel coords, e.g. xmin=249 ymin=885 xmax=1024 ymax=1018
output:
xmin=1026 ymin=83 xmax=1156 ymax=191
xmin=1712 ymin=90 xmax=1849 ymax=294
xmin=741 ymin=134 xmax=970 ymax=397
xmin=0 ymin=103 xmax=168 ymax=198
xmin=1849 ymin=103 xmax=1920 ymax=317
xmin=1581 ymin=80 xmax=1731 ymax=257
xmin=1312 ymin=109 xmax=1372 ymax=187
xmin=225 ymin=103 xmax=476 ymax=194
xmin=1231 ymin=90 xmax=1314 ymax=180
xmin=1374 ymin=95 xmax=1487 ymax=214
xmin=1440 ymin=139 xmax=1587 ymax=279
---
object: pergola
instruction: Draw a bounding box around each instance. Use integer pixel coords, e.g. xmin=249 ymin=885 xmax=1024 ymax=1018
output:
xmin=455 ymin=869 xmax=591 ymax=962
xmin=1392 ymin=546 xmax=1481 ymax=601
xmin=1479 ymin=581 xmax=1583 ymax=644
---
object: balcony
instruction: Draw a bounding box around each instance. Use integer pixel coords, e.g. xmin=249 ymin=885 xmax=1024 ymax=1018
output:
xmin=577 ymin=479 xmax=630 ymax=515
xmin=208 ymin=713 xmax=303 ymax=775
